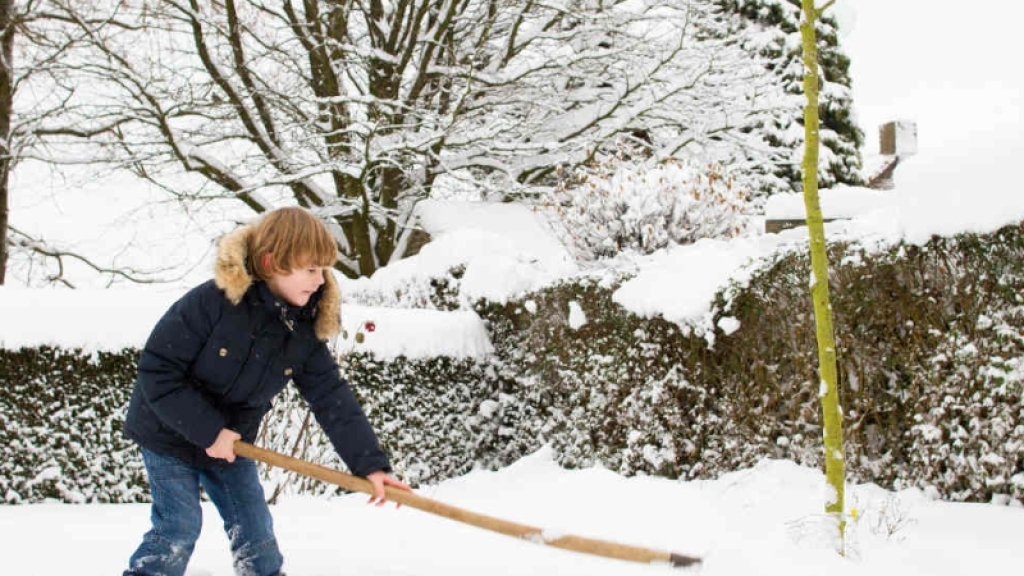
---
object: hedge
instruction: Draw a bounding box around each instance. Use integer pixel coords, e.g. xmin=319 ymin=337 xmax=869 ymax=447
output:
xmin=2 ymin=224 xmax=1023 ymax=504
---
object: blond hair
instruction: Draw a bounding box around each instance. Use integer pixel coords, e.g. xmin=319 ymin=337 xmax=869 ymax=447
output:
xmin=247 ymin=207 xmax=337 ymax=280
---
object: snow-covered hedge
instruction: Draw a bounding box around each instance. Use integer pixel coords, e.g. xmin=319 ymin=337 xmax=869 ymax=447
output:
xmin=255 ymin=354 xmax=529 ymax=497
xmin=472 ymin=279 xmax=721 ymax=478
xmin=713 ymin=224 xmax=1024 ymax=501
xmin=263 ymin=223 xmax=1024 ymax=502
xmin=0 ymin=347 xmax=147 ymax=504
xmin=3 ymin=225 xmax=1024 ymax=504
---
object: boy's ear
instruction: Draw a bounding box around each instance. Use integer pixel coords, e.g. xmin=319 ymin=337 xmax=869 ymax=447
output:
xmin=261 ymin=252 xmax=274 ymax=272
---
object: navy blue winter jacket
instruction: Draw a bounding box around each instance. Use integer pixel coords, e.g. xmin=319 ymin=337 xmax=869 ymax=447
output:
xmin=123 ymin=226 xmax=391 ymax=476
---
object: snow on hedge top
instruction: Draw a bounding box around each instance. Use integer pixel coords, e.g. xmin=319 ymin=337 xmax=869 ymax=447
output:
xmin=763 ymin=186 xmax=891 ymax=220
xmin=0 ymin=286 xmax=180 ymax=352
xmin=1 ymin=200 xmax=569 ymax=356
xmin=846 ymin=151 xmax=1024 ymax=245
xmin=336 ymin=304 xmax=493 ymax=359
xmin=0 ymin=284 xmax=493 ymax=359
xmin=347 ymin=200 xmax=577 ymax=304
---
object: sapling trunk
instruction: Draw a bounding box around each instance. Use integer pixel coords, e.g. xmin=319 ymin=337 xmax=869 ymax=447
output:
xmin=799 ymin=0 xmax=847 ymax=552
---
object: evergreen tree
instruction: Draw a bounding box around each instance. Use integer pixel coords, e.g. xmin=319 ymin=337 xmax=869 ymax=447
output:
xmin=714 ymin=0 xmax=863 ymax=193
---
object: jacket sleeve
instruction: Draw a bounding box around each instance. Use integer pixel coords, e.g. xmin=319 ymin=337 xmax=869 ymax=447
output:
xmin=135 ymin=282 xmax=228 ymax=450
xmin=293 ymin=341 xmax=391 ymax=477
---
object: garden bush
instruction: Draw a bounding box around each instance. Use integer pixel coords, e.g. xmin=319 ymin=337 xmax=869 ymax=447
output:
xmin=3 ymin=224 xmax=1024 ymax=504
xmin=0 ymin=347 xmax=146 ymax=503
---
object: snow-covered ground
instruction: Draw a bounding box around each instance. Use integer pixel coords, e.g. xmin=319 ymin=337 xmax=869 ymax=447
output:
xmin=3 ymin=448 xmax=1022 ymax=576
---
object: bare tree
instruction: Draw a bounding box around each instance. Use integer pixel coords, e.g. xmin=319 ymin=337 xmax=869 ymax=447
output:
xmin=27 ymin=0 xmax=769 ymax=278
xmin=0 ymin=0 xmax=14 ymax=284
xmin=2 ymin=0 xmax=184 ymax=286
xmin=7 ymin=224 xmax=166 ymax=287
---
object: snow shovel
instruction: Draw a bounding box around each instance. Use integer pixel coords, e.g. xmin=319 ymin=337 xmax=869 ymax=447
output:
xmin=234 ymin=441 xmax=701 ymax=568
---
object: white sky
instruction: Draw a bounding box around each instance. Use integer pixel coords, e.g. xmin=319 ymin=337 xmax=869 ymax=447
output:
xmin=3 ymin=2 xmax=1024 ymax=575
xmin=837 ymin=0 xmax=1022 ymax=154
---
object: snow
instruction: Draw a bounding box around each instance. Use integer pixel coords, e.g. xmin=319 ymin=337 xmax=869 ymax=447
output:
xmin=612 ymin=235 xmax=792 ymax=329
xmin=0 ymin=286 xmax=181 ymax=351
xmin=353 ymin=199 xmax=577 ymax=305
xmin=3 ymin=1 xmax=1024 ymax=575
xmin=337 ymin=305 xmax=494 ymax=359
xmin=0 ymin=286 xmax=494 ymax=360
xmin=2 ymin=450 xmax=1023 ymax=575
xmin=764 ymin=187 xmax=892 ymax=221
xmin=568 ymin=301 xmax=588 ymax=330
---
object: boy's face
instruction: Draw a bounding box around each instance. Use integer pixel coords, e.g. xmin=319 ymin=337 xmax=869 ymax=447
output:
xmin=265 ymin=264 xmax=327 ymax=307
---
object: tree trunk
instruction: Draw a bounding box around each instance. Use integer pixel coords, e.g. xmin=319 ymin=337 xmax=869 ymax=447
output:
xmin=0 ymin=0 xmax=14 ymax=285
xmin=799 ymin=0 xmax=846 ymax=552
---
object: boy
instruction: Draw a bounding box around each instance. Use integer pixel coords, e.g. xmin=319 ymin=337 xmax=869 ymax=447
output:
xmin=122 ymin=207 xmax=409 ymax=576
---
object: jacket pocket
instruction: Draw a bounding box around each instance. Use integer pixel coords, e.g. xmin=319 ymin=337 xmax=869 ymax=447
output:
xmin=192 ymin=337 xmax=246 ymax=396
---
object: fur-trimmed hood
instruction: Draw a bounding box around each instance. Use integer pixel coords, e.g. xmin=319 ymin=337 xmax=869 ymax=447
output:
xmin=213 ymin=225 xmax=342 ymax=341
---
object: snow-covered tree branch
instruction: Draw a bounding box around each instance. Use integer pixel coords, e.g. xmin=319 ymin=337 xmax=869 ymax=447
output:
xmin=13 ymin=0 xmax=842 ymax=277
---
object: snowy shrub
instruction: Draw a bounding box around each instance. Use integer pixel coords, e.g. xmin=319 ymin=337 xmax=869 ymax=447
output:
xmin=0 ymin=347 xmax=146 ymax=504
xmin=714 ymin=223 xmax=1024 ymax=502
xmin=352 ymin=353 xmax=543 ymax=483
xmin=475 ymin=278 xmax=724 ymax=479
xmin=258 ymin=277 xmax=725 ymax=491
xmin=542 ymin=153 xmax=752 ymax=261
xmin=908 ymin=340 xmax=1024 ymax=502
xmin=5 ymin=225 xmax=1024 ymax=504
xmin=838 ymin=230 xmax=1024 ymax=503
xmin=256 ymin=352 xmax=537 ymax=496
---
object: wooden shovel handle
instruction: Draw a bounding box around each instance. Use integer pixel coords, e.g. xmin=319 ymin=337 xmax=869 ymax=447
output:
xmin=234 ymin=441 xmax=701 ymax=568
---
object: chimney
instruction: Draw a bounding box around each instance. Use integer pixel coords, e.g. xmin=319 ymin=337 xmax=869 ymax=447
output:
xmin=867 ymin=120 xmax=918 ymax=190
xmin=879 ymin=120 xmax=918 ymax=157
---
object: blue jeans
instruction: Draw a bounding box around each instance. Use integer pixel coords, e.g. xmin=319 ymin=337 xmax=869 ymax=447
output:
xmin=124 ymin=448 xmax=285 ymax=576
